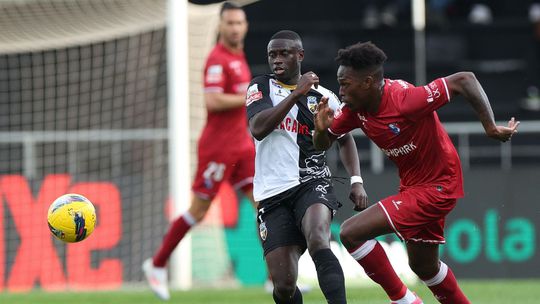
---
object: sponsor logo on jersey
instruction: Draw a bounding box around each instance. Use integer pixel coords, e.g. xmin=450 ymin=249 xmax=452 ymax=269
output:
xmin=381 ymin=142 xmax=417 ymax=158
xmin=388 ymin=123 xmax=400 ymax=135
xmin=276 ymin=117 xmax=310 ymax=135
xmin=275 ymin=89 xmax=288 ymax=98
xmin=246 ymin=83 xmax=263 ymax=106
xmin=229 ymin=60 xmax=242 ymax=75
xmin=307 ymin=96 xmax=318 ymax=114
xmin=206 ymin=64 xmax=223 ymax=84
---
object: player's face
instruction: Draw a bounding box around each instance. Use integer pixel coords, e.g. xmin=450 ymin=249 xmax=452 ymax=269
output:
xmin=219 ymin=9 xmax=248 ymax=48
xmin=337 ymin=65 xmax=371 ymax=112
xmin=267 ymin=39 xmax=303 ymax=84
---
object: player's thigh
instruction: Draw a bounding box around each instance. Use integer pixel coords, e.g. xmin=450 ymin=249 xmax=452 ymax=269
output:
xmin=301 ymin=203 xmax=332 ymax=247
xmin=340 ymin=203 xmax=394 ymax=245
xmin=406 ymin=241 xmax=440 ymax=277
xmin=292 ymin=179 xmax=340 ymax=228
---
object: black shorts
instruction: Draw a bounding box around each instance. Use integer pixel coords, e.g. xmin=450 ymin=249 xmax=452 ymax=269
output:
xmin=257 ymin=178 xmax=340 ymax=256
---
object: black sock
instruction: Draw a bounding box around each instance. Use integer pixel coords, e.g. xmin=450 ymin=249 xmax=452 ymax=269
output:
xmin=312 ymin=248 xmax=347 ymax=304
xmin=272 ymin=286 xmax=303 ymax=304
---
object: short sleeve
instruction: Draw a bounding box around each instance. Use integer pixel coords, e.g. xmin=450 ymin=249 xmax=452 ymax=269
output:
xmin=398 ymin=77 xmax=451 ymax=121
xmin=203 ymin=56 xmax=226 ymax=93
xmin=328 ymin=104 xmax=358 ymax=136
xmin=246 ymin=76 xmax=273 ymax=120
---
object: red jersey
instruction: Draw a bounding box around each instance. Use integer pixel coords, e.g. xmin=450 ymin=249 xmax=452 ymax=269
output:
xmin=201 ymin=43 xmax=252 ymax=150
xmin=330 ymin=78 xmax=464 ymax=199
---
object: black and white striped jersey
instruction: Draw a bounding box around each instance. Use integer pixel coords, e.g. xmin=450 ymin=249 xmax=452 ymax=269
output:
xmin=246 ymin=74 xmax=342 ymax=202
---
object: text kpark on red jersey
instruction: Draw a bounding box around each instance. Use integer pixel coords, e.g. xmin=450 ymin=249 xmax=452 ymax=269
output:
xmin=381 ymin=142 xmax=418 ymax=158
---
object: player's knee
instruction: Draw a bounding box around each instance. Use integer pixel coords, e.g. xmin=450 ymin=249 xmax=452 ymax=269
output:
xmin=409 ymin=259 xmax=439 ymax=279
xmin=191 ymin=210 xmax=207 ymax=222
xmin=306 ymin=238 xmax=328 ymax=254
xmin=339 ymin=221 xmax=356 ymax=250
xmin=189 ymin=205 xmax=209 ymax=222
xmin=273 ymin=279 xmax=297 ymax=299
xmin=189 ymin=196 xmax=212 ymax=221
xmin=305 ymin=229 xmax=329 ymax=253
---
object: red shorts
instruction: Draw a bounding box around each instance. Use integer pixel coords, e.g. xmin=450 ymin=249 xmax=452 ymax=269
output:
xmin=192 ymin=140 xmax=255 ymax=200
xmin=377 ymin=187 xmax=457 ymax=244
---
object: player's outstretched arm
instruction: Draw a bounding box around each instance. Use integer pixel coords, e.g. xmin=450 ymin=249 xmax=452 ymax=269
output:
xmin=446 ymin=72 xmax=520 ymax=142
xmin=313 ymin=97 xmax=336 ymax=150
xmin=249 ymin=71 xmax=319 ymax=141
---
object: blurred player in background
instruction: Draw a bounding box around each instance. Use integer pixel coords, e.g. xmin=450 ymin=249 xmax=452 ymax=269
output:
xmin=142 ymin=2 xmax=254 ymax=300
xmin=313 ymin=41 xmax=520 ymax=304
xmin=247 ymin=30 xmax=421 ymax=304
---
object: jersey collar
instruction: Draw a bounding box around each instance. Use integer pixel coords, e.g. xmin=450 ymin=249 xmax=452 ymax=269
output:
xmin=275 ymin=80 xmax=297 ymax=90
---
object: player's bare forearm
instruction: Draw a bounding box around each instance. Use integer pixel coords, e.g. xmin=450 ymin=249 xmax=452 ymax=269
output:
xmin=337 ymin=133 xmax=360 ymax=176
xmin=313 ymin=129 xmax=334 ymax=150
xmin=248 ymin=91 xmax=302 ymax=141
xmin=446 ymin=72 xmax=497 ymax=134
xmin=205 ymin=92 xmax=246 ymax=112
xmin=337 ymin=133 xmax=368 ymax=211
xmin=446 ymin=72 xmax=520 ymax=142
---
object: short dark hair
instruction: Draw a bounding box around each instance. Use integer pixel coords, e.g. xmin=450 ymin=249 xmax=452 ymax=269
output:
xmin=335 ymin=41 xmax=387 ymax=72
xmin=270 ymin=30 xmax=302 ymax=42
xmin=220 ymin=1 xmax=243 ymax=17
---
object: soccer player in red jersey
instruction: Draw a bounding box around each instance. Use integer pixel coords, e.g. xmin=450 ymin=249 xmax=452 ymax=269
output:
xmin=142 ymin=3 xmax=255 ymax=300
xmin=313 ymin=41 xmax=519 ymax=304
xmin=248 ymin=31 xmax=421 ymax=304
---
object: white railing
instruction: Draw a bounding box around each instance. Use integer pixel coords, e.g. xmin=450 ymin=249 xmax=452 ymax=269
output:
xmin=353 ymin=120 xmax=540 ymax=173
xmin=0 ymin=121 xmax=538 ymax=178
xmin=0 ymin=129 xmax=168 ymax=179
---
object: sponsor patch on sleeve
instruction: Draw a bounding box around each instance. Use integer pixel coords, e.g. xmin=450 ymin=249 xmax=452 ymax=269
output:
xmin=206 ymin=64 xmax=223 ymax=84
xmin=246 ymin=83 xmax=263 ymax=106
xmin=424 ymin=80 xmax=442 ymax=103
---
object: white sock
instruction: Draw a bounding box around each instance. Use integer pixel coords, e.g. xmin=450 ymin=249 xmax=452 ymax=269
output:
xmin=392 ymin=289 xmax=418 ymax=304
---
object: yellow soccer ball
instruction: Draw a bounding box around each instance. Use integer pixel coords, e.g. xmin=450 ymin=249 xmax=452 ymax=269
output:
xmin=47 ymin=193 xmax=96 ymax=243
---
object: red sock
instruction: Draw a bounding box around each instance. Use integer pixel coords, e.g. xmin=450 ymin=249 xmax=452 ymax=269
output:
xmin=422 ymin=261 xmax=470 ymax=304
xmin=152 ymin=212 xmax=196 ymax=267
xmin=349 ymin=240 xmax=406 ymax=301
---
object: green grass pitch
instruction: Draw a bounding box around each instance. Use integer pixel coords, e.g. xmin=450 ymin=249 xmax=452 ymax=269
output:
xmin=1 ymin=280 xmax=538 ymax=304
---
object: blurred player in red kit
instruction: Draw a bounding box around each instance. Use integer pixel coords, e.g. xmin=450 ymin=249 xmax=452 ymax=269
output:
xmin=313 ymin=41 xmax=519 ymax=304
xmin=142 ymin=2 xmax=254 ymax=300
